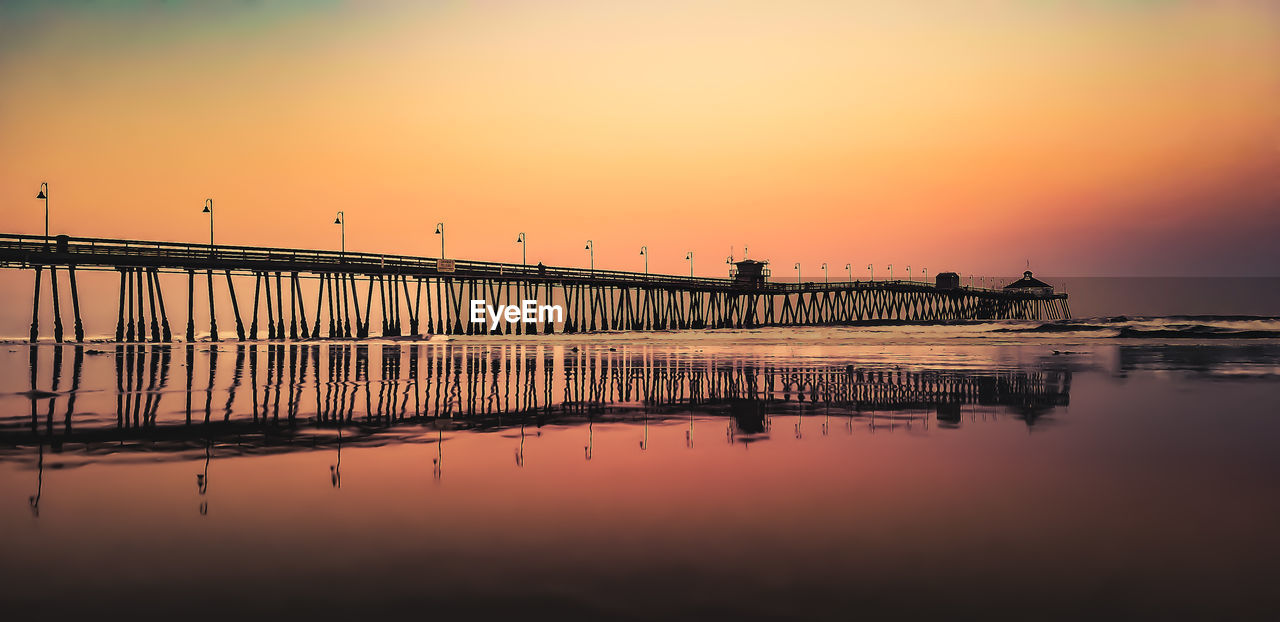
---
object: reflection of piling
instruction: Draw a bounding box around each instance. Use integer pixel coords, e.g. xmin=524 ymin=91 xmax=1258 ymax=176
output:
xmin=184 ymin=345 xmax=194 ymax=423
xmin=9 ymin=344 xmax=1077 ymax=454
xmin=64 ymin=346 xmax=84 ymax=434
xmin=227 ymin=346 xmax=245 ymax=421
xmin=204 ymin=344 xmax=217 ymax=422
xmin=185 ymin=270 xmax=195 ymax=342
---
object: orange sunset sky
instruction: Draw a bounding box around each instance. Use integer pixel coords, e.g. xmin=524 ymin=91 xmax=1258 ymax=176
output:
xmin=2 ymin=0 xmax=1278 ymax=276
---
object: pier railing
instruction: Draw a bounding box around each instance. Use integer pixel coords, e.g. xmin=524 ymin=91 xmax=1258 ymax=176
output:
xmin=0 ymin=233 xmax=1033 ymax=295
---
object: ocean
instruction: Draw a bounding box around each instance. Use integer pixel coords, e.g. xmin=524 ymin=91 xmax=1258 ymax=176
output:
xmin=1 ymin=275 xmax=1278 ymax=618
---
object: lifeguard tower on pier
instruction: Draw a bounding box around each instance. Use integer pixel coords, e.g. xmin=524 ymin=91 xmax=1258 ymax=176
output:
xmin=730 ymin=259 xmax=770 ymax=288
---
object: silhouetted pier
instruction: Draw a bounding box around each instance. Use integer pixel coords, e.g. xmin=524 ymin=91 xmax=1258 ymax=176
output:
xmin=1 ymin=233 xmax=1070 ymax=342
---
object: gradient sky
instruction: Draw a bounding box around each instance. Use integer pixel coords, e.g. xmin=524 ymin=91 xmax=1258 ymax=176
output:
xmin=2 ymin=0 xmax=1278 ymax=276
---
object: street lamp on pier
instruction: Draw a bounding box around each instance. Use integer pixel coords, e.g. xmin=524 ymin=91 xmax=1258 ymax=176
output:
xmin=36 ymin=183 xmax=49 ymax=248
xmin=202 ymin=199 xmax=214 ymax=253
xmin=686 ymin=251 xmax=694 ymax=277
xmin=585 ymin=240 xmax=593 ymax=272
xmin=434 ymin=223 xmax=445 ymax=259
xmin=845 ymin=263 xmax=852 ymax=282
xmin=640 ymin=246 xmax=648 ymax=275
xmin=794 ymin=262 xmax=801 ymax=284
xmin=333 ymin=211 xmax=345 ymax=259
xmin=822 ymin=262 xmax=828 ymax=283
xmin=516 ymin=232 xmax=526 ymax=266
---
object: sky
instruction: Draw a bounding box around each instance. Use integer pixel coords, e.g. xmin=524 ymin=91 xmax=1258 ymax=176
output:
xmin=1 ymin=0 xmax=1278 ymax=276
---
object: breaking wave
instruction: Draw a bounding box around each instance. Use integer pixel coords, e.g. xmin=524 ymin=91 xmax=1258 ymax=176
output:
xmin=994 ymin=315 xmax=1280 ymax=339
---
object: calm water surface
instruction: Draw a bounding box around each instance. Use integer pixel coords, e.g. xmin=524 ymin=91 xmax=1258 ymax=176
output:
xmin=2 ymin=328 xmax=1279 ymax=620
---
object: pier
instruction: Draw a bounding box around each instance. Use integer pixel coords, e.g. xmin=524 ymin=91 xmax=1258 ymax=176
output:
xmin=0 ymin=233 xmax=1070 ymax=342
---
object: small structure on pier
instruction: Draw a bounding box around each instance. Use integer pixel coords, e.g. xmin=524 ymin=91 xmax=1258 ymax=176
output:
xmin=935 ymin=271 xmax=960 ymax=290
xmin=730 ymin=259 xmax=769 ymax=287
xmin=1003 ymin=271 xmax=1053 ymax=296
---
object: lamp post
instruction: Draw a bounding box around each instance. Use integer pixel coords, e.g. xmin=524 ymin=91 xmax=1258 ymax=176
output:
xmin=906 ymin=265 xmax=911 ymax=283
xmin=516 ymin=232 xmax=526 ymax=266
xmin=201 ymin=199 xmax=214 ymax=252
xmin=794 ymin=262 xmax=801 ymax=284
xmin=36 ymin=183 xmax=49 ymax=248
xmin=888 ymin=264 xmax=894 ymax=280
xmin=686 ymin=251 xmax=694 ymax=277
xmin=822 ymin=262 xmax=828 ymax=283
xmin=867 ymin=263 xmax=873 ymax=279
xmin=585 ymin=240 xmax=593 ymax=272
xmin=333 ymin=211 xmax=345 ymax=259
xmin=845 ymin=263 xmax=852 ymax=282
xmin=639 ymin=246 xmax=648 ymax=275
xmin=434 ymin=223 xmax=445 ymax=258
xmin=923 ymin=268 xmax=928 ymax=284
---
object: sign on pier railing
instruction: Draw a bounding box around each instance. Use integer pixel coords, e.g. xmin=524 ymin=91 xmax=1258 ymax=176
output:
xmin=436 ymin=258 xmax=456 ymax=273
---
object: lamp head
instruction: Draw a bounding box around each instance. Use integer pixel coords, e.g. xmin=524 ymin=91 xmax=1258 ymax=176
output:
xmin=36 ymin=189 xmax=46 ymax=200
xmin=203 ymin=205 xmax=211 ymax=214
xmin=435 ymin=224 xmax=442 ymax=234
xmin=334 ymin=217 xmax=342 ymax=224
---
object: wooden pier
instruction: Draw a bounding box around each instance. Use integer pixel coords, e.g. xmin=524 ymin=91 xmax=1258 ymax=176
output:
xmin=0 ymin=233 xmax=1070 ymax=342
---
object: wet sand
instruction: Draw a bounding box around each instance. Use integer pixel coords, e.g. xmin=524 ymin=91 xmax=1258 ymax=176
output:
xmin=1 ymin=337 xmax=1279 ymax=619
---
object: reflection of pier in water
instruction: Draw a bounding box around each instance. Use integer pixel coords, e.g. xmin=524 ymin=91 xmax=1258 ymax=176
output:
xmin=3 ymin=344 xmax=1070 ymax=460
